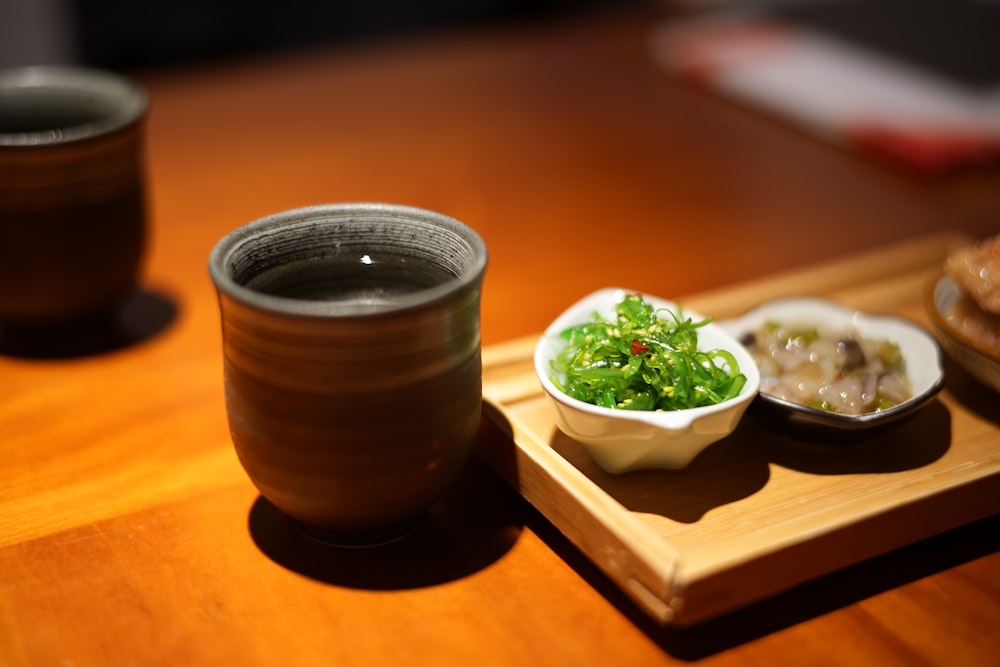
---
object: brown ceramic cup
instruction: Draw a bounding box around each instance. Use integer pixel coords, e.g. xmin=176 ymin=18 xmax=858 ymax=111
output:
xmin=0 ymin=66 xmax=148 ymax=328
xmin=209 ymin=203 xmax=488 ymax=546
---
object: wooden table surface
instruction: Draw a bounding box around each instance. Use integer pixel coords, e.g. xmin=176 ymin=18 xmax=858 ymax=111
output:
xmin=2 ymin=7 xmax=998 ymax=666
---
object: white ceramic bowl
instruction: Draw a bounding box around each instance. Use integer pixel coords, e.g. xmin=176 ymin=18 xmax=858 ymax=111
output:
xmin=718 ymin=296 xmax=945 ymax=430
xmin=924 ymin=273 xmax=1000 ymax=394
xmin=534 ymin=288 xmax=760 ymax=474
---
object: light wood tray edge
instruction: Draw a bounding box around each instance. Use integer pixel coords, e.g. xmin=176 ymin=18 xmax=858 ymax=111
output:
xmin=479 ymin=390 xmax=685 ymax=623
xmin=477 ymin=232 xmax=991 ymax=626
xmin=677 ymin=231 xmax=973 ymax=317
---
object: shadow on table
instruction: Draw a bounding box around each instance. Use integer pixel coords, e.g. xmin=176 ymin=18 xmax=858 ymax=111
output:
xmin=247 ymin=456 xmax=524 ymax=590
xmin=938 ymin=352 xmax=1000 ymax=430
xmin=483 ymin=387 xmax=993 ymax=658
xmin=536 ymin=507 xmax=1000 ymax=660
xmin=0 ymin=287 xmax=178 ymax=359
xmin=519 ymin=396 xmax=994 ymax=658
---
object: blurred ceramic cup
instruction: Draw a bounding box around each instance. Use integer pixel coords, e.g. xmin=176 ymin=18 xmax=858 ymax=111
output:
xmin=0 ymin=66 xmax=148 ymax=330
xmin=209 ymin=203 xmax=488 ymax=546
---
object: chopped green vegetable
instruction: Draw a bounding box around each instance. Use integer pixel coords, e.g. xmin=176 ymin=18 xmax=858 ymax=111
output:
xmin=876 ymin=341 xmax=904 ymax=370
xmin=550 ymin=294 xmax=746 ymax=411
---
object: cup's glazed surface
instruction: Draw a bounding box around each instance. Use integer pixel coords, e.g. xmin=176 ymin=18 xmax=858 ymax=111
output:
xmin=0 ymin=66 xmax=148 ymax=326
xmin=209 ymin=203 xmax=488 ymax=545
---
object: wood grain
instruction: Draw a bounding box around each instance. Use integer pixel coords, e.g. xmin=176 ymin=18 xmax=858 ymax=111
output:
xmin=2 ymin=6 xmax=999 ymax=667
xmin=481 ymin=233 xmax=1000 ymax=626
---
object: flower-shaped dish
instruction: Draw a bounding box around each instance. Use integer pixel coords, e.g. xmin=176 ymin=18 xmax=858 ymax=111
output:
xmin=717 ymin=296 xmax=945 ymax=431
xmin=534 ymin=288 xmax=761 ymax=474
xmin=924 ymin=273 xmax=1000 ymax=394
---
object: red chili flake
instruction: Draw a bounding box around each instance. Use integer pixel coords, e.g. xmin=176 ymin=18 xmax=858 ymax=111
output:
xmin=631 ymin=339 xmax=649 ymax=355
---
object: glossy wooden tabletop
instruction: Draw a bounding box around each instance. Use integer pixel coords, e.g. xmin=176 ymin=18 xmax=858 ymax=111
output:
xmin=2 ymin=7 xmax=998 ymax=666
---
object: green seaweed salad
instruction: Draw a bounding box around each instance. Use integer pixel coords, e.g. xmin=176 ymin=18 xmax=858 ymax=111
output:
xmin=550 ymin=294 xmax=747 ymax=411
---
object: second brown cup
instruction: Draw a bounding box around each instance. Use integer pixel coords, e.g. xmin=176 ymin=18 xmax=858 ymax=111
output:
xmin=0 ymin=65 xmax=148 ymax=329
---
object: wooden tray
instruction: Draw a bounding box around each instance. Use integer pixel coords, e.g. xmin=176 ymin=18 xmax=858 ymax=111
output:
xmin=477 ymin=232 xmax=1000 ymax=627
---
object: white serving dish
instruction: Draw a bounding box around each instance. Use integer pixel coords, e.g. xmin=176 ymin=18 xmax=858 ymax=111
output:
xmin=924 ymin=273 xmax=1000 ymax=394
xmin=533 ymin=287 xmax=760 ymax=473
xmin=718 ymin=296 xmax=945 ymax=431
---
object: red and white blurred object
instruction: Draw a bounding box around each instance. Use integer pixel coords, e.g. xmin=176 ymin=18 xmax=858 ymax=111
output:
xmin=649 ymin=10 xmax=1000 ymax=173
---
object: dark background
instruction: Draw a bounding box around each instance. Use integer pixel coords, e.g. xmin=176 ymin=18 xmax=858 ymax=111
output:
xmin=3 ymin=0 xmax=997 ymax=85
xmin=775 ymin=0 xmax=1000 ymax=90
xmin=41 ymin=0 xmax=636 ymax=71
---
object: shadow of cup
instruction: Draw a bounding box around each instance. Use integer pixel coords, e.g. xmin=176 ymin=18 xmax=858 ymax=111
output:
xmin=0 ymin=66 xmax=149 ymax=337
xmin=209 ymin=203 xmax=488 ymax=548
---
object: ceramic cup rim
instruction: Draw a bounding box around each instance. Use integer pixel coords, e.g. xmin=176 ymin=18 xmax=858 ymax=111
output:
xmin=0 ymin=65 xmax=148 ymax=147
xmin=208 ymin=202 xmax=488 ymax=318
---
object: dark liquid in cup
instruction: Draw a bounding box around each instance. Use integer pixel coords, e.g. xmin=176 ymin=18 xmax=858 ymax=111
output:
xmin=0 ymin=109 xmax=105 ymax=134
xmin=244 ymin=252 xmax=457 ymax=305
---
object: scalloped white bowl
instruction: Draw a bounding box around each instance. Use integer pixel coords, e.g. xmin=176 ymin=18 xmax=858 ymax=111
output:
xmin=534 ymin=288 xmax=760 ymax=474
xmin=717 ymin=296 xmax=945 ymax=431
